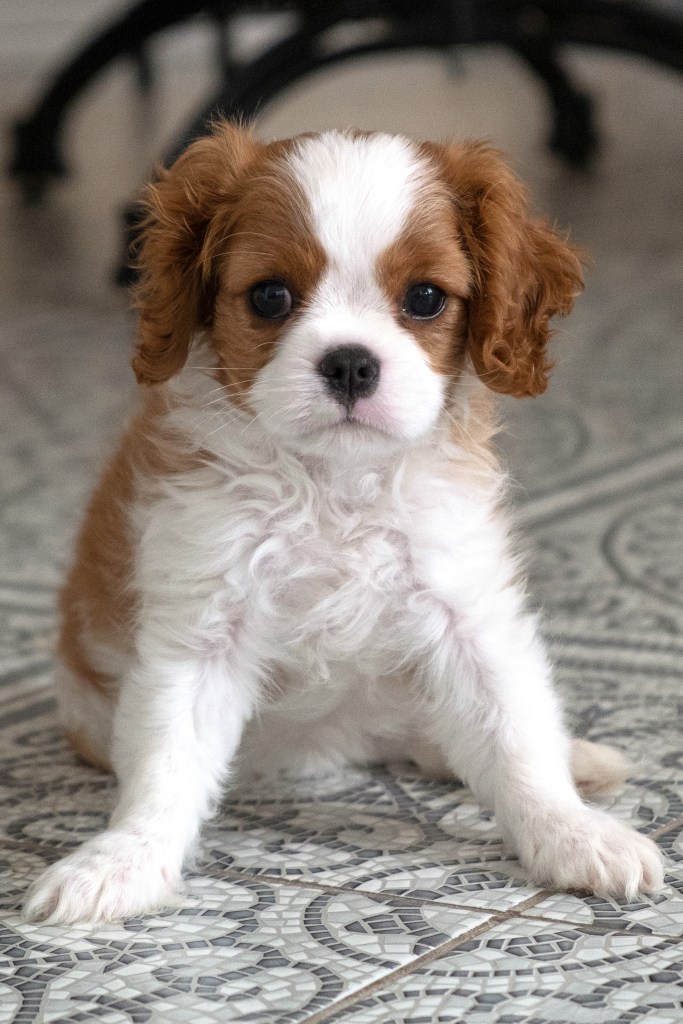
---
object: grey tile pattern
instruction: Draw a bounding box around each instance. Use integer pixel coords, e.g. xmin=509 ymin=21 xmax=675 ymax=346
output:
xmin=0 ymin=868 xmax=493 ymax=1024
xmin=322 ymin=919 xmax=683 ymax=1023
xmin=1 ymin=20 xmax=682 ymax=1024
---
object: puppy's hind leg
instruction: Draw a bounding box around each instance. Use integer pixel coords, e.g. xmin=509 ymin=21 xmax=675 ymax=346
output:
xmin=56 ymin=664 xmax=115 ymax=772
xmin=570 ymin=738 xmax=633 ymax=797
xmin=407 ymin=738 xmax=456 ymax=781
xmin=402 ymin=736 xmax=632 ymax=794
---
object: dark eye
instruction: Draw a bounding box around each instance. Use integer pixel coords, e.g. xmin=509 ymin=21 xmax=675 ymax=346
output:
xmin=403 ymin=283 xmax=446 ymax=320
xmin=249 ymin=281 xmax=293 ymax=319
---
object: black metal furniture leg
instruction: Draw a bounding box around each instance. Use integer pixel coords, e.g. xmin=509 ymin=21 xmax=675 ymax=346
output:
xmin=131 ymin=42 xmax=155 ymax=94
xmin=514 ymin=40 xmax=598 ymax=169
xmin=8 ymin=0 xmax=212 ymax=202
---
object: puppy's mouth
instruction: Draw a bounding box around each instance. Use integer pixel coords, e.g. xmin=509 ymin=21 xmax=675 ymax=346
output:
xmin=292 ymin=410 xmax=397 ymax=451
xmin=342 ymin=410 xmax=375 ymax=428
xmin=315 ymin=416 xmax=381 ymax=437
xmin=324 ymin=405 xmax=394 ymax=437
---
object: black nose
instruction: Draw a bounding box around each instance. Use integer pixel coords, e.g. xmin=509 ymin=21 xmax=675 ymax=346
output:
xmin=318 ymin=345 xmax=380 ymax=406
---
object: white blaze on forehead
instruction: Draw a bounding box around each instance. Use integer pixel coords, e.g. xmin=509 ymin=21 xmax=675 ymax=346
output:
xmin=284 ymin=132 xmax=428 ymax=274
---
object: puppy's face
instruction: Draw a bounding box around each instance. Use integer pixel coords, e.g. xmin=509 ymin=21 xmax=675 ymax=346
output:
xmin=214 ymin=133 xmax=472 ymax=456
xmin=133 ymin=124 xmax=584 ymax=457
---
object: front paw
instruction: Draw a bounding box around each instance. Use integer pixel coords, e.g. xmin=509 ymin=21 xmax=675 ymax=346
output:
xmin=24 ymin=832 xmax=182 ymax=924
xmin=518 ymin=806 xmax=664 ymax=900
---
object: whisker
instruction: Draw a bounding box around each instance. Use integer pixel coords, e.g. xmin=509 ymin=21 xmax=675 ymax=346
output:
xmin=236 ymin=403 xmax=309 ymax=440
xmin=199 ymin=382 xmax=313 ymax=411
xmin=199 ymin=372 xmax=314 ymax=394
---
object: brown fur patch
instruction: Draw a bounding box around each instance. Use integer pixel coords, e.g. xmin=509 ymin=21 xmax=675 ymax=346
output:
xmin=58 ymin=441 xmax=136 ymax=694
xmin=377 ymin=196 xmax=471 ymax=378
xmin=64 ymin=728 xmax=112 ymax=772
xmin=132 ymin=122 xmax=263 ymax=386
xmin=58 ymin=390 xmax=202 ymax=695
xmin=420 ymin=140 xmax=585 ymax=397
xmin=209 ymin=148 xmax=327 ymax=404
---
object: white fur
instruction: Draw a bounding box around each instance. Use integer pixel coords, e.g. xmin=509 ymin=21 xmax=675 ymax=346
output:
xmin=25 ymin=133 xmax=663 ymax=923
xmin=286 ymin=131 xmax=427 ymax=264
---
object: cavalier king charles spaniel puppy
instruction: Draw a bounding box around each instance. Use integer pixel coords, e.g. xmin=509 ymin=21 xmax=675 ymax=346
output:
xmin=25 ymin=121 xmax=663 ymax=923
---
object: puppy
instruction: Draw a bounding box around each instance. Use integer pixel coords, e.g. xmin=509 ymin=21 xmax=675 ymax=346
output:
xmin=25 ymin=122 xmax=663 ymax=923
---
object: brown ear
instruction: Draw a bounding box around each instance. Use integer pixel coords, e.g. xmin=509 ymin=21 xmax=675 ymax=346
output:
xmin=132 ymin=121 xmax=259 ymax=386
xmin=428 ymin=141 xmax=585 ymax=397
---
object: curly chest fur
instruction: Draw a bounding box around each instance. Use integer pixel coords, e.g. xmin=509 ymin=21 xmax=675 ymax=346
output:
xmin=231 ymin=480 xmax=418 ymax=677
xmin=271 ymin=517 xmax=413 ymax=665
xmin=138 ymin=460 xmax=438 ymax=678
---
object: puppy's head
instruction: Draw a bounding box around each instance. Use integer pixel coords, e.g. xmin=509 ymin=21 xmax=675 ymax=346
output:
xmin=133 ymin=122 xmax=583 ymax=456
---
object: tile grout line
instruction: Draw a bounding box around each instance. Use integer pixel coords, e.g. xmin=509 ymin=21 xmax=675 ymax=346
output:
xmin=293 ymin=891 xmax=552 ymax=1024
xmin=198 ymin=860 xmax=539 ymax=914
xmin=295 ymin=923 xmax=500 ymax=1024
xmin=515 ymin=908 xmax=678 ymax=933
xmin=648 ymin=816 xmax=683 ymax=841
xmin=195 ymin=855 xmax=683 ymax=944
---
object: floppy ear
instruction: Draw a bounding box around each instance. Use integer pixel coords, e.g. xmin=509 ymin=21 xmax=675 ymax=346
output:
xmin=429 ymin=141 xmax=584 ymax=397
xmin=132 ymin=121 xmax=259 ymax=386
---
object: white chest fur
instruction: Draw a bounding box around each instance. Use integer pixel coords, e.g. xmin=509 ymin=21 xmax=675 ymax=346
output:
xmin=134 ymin=419 xmax=499 ymax=697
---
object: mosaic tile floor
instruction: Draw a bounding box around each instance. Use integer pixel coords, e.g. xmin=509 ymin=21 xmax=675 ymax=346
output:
xmin=1 ymin=12 xmax=682 ymax=1023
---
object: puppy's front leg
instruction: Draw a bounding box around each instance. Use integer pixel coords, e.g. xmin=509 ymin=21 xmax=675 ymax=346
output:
xmin=25 ymin=646 xmax=255 ymax=924
xmin=419 ymin=590 xmax=663 ymax=899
